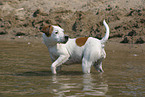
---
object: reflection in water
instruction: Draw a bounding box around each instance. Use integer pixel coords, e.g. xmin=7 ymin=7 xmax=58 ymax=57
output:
xmin=82 ymin=74 xmax=108 ymax=96
xmin=51 ymin=74 xmax=108 ymax=96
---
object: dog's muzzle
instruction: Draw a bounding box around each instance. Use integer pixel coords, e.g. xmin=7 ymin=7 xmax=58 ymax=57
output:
xmin=62 ymin=35 xmax=69 ymax=43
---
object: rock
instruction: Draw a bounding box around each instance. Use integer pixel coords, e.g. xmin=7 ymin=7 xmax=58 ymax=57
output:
xmin=33 ymin=9 xmax=40 ymax=17
xmin=33 ymin=9 xmax=48 ymax=17
xmin=127 ymin=10 xmax=135 ymax=16
xmin=0 ymin=21 xmax=11 ymax=28
xmin=15 ymin=8 xmax=26 ymax=21
xmin=135 ymin=37 xmax=144 ymax=44
xmin=15 ymin=32 xmax=26 ymax=36
xmin=0 ymin=30 xmax=7 ymax=35
xmin=114 ymin=26 xmax=122 ymax=30
xmin=72 ymin=21 xmax=77 ymax=32
xmin=120 ymin=36 xmax=131 ymax=43
xmin=127 ymin=30 xmax=137 ymax=36
xmin=140 ymin=19 xmax=145 ymax=23
xmin=106 ymin=5 xmax=112 ymax=11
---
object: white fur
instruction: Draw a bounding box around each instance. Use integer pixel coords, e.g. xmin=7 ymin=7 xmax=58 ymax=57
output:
xmin=43 ymin=20 xmax=109 ymax=74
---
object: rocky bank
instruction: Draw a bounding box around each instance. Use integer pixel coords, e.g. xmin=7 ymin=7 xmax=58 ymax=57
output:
xmin=0 ymin=0 xmax=145 ymax=44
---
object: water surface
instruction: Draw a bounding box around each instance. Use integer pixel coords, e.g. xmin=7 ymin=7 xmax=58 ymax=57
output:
xmin=0 ymin=40 xmax=145 ymax=97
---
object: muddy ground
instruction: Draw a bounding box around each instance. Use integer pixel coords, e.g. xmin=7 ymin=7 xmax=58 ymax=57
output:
xmin=0 ymin=0 xmax=145 ymax=44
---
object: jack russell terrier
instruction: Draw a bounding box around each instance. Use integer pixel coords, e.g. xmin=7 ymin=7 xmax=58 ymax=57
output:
xmin=41 ymin=20 xmax=109 ymax=74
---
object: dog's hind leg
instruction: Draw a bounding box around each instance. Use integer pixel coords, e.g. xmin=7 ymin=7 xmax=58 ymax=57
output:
xmin=94 ymin=59 xmax=104 ymax=72
xmin=82 ymin=58 xmax=93 ymax=74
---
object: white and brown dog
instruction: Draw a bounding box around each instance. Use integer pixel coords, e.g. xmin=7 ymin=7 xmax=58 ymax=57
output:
xmin=41 ymin=20 xmax=109 ymax=74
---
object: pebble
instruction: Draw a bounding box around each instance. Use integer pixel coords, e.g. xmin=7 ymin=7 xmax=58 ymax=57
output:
xmin=28 ymin=42 xmax=31 ymax=45
xmin=133 ymin=54 xmax=138 ymax=56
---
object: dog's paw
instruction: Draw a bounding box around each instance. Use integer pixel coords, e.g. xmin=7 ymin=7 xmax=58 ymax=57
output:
xmin=97 ymin=69 xmax=104 ymax=73
xmin=51 ymin=66 xmax=57 ymax=74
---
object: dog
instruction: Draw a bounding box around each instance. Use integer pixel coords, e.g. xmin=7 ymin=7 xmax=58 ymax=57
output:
xmin=41 ymin=20 xmax=109 ymax=74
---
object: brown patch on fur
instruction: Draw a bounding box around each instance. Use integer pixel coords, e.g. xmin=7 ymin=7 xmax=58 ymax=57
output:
xmin=41 ymin=25 xmax=53 ymax=37
xmin=76 ymin=37 xmax=89 ymax=47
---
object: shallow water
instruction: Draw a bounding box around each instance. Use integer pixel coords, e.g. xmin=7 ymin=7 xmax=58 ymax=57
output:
xmin=0 ymin=40 xmax=145 ymax=97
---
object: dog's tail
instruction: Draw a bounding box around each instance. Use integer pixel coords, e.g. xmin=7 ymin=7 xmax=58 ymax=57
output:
xmin=101 ymin=20 xmax=110 ymax=45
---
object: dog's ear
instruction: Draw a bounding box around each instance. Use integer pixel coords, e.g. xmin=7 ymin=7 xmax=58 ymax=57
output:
xmin=41 ymin=25 xmax=53 ymax=37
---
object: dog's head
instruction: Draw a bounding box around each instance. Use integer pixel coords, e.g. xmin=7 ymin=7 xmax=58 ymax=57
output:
xmin=40 ymin=25 xmax=69 ymax=43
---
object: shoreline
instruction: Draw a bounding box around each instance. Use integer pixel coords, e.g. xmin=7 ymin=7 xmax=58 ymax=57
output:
xmin=1 ymin=35 xmax=145 ymax=56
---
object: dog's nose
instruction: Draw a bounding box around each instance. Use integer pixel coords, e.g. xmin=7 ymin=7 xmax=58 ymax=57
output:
xmin=65 ymin=35 xmax=69 ymax=39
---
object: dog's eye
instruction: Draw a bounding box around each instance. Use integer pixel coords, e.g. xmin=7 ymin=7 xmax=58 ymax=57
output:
xmin=55 ymin=31 xmax=58 ymax=34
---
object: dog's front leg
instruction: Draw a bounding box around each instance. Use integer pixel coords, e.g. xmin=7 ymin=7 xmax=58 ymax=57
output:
xmin=51 ymin=55 xmax=70 ymax=74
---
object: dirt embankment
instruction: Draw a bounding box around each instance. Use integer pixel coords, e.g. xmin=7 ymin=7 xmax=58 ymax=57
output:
xmin=0 ymin=0 xmax=145 ymax=44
